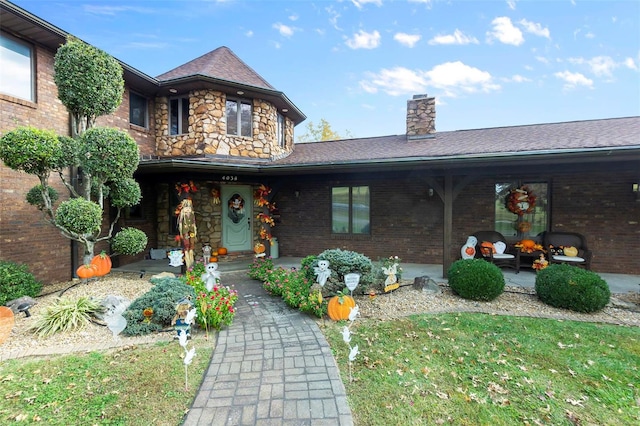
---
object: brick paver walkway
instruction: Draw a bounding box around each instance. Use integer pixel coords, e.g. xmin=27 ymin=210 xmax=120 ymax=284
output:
xmin=182 ymin=272 xmax=353 ymax=426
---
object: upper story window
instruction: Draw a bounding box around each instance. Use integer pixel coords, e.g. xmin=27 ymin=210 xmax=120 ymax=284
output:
xmin=332 ymin=186 xmax=370 ymax=234
xmin=0 ymin=33 xmax=34 ymax=101
xmin=129 ymin=92 xmax=148 ymax=128
xmin=226 ymin=98 xmax=252 ymax=137
xmin=170 ymin=97 xmax=189 ymax=135
xmin=277 ymin=113 xmax=285 ymax=147
xmin=495 ymin=181 xmax=548 ymax=238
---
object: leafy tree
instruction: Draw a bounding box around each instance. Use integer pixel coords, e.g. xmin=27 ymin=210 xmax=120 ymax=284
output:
xmin=0 ymin=37 xmax=145 ymax=267
xmin=296 ymin=118 xmax=353 ymax=143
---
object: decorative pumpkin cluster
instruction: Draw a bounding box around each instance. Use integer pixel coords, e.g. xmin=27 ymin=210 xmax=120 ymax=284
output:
xmin=76 ymin=251 xmax=112 ymax=279
xmin=515 ymin=239 xmax=544 ymax=253
xmin=506 ymin=185 xmax=536 ymax=216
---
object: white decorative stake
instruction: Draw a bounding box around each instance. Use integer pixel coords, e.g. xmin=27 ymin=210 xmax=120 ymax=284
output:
xmin=344 ymin=273 xmax=360 ymax=296
xmin=168 ymin=250 xmax=184 ymax=267
xmin=314 ymin=260 xmax=332 ymax=287
xmin=461 ymin=236 xmax=478 ymax=260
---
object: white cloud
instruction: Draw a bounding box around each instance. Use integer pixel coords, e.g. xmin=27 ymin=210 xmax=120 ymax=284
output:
xmin=554 ymin=71 xmax=593 ymax=90
xmin=486 ymin=16 xmax=524 ymax=46
xmin=425 ymin=61 xmax=500 ymax=94
xmin=569 ymin=55 xmax=623 ymax=78
xmin=245 ymin=30 xmax=253 ymax=37
xmin=346 ymin=30 xmax=381 ymax=49
xmin=535 ymin=56 xmax=550 ymax=64
xmin=508 ymin=74 xmax=532 ymax=83
xmin=519 ymin=19 xmax=550 ymax=39
xmin=408 ymin=0 xmax=432 ymax=5
xmin=507 ymin=0 xmax=517 ymax=10
xmin=273 ymin=22 xmax=296 ymax=37
xmin=358 ymin=61 xmax=499 ymax=97
xmin=428 ymin=29 xmax=479 ymax=45
xmin=394 ymin=32 xmax=421 ymax=47
xmin=326 ymin=5 xmax=341 ymax=30
xmin=624 ymin=57 xmax=638 ymax=70
xmin=352 ymin=0 xmax=382 ymax=9
xmin=289 ymin=14 xmax=299 ymax=21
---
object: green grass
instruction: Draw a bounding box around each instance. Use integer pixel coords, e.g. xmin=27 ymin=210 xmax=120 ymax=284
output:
xmin=323 ymin=313 xmax=640 ymax=426
xmin=0 ymin=340 xmax=213 ymax=425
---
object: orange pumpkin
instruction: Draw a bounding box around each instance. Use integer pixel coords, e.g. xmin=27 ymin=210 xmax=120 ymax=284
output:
xmin=77 ymin=263 xmax=98 ymax=279
xmin=254 ymin=243 xmax=266 ymax=254
xmin=90 ymin=251 xmax=112 ymax=276
xmin=480 ymin=241 xmax=496 ymax=255
xmin=520 ymin=239 xmax=536 ymax=250
xmin=327 ymin=294 xmax=356 ymax=321
xmin=465 ymin=246 xmax=475 ymax=256
xmin=0 ymin=306 xmax=15 ymax=345
xmin=218 ymin=247 xmax=228 ymax=255
xmin=209 ymin=256 xmax=218 ymax=263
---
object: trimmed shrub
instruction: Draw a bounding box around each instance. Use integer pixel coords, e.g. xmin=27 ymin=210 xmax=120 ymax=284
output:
xmin=314 ymin=249 xmax=373 ymax=295
xmin=122 ymin=276 xmax=195 ymax=336
xmin=535 ymin=264 xmax=610 ymax=313
xmin=447 ymin=259 xmax=505 ymax=301
xmin=111 ymin=227 xmax=147 ymax=256
xmin=0 ymin=261 xmax=42 ymax=306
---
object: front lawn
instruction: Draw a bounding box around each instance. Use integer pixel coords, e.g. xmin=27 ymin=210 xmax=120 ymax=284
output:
xmin=323 ymin=312 xmax=640 ymax=425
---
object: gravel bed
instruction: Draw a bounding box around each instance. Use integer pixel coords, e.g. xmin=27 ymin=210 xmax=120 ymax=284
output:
xmin=2 ymin=275 xmax=639 ymax=359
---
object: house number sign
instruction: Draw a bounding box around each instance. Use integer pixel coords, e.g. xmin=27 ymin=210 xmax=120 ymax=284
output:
xmin=221 ymin=175 xmax=238 ymax=181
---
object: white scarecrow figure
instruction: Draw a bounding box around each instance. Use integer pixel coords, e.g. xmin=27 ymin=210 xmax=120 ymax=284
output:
xmin=382 ymin=262 xmax=398 ymax=285
xmin=313 ymin=260 xmax=332 ymax=287
xmin=201 ymin=262 xmax=221 ymax=292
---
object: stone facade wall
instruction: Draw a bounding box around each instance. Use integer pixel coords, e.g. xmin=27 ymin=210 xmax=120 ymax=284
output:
xmin=154 ymin=90 xmax=294 ymax=159
xmin=406 ymin=94 xmax=436 ymax=138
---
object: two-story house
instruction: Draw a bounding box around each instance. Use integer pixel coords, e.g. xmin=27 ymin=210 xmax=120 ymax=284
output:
xmin=1 ymin=0 xmax=639 ymax=286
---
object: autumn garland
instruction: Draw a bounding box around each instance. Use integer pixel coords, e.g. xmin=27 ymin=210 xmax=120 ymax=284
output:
xmin=254 ymin=184 xmax=277 ymax=244
xmin=506 ymin=185 xmax=536 ymax=216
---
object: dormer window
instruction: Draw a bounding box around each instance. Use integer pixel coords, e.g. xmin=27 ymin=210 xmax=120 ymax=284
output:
xmin=170 ymin=97 xmax=189 ymax=135
xmin=226 ymin=98 xmax=252 ymax=137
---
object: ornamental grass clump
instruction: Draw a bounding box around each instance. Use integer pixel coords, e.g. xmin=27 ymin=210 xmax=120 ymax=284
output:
xmin=30 ymin=296 xmax=103 ymax=337
xmin=447 ymin=259 xmax=505 ymax=301
xmin=535 ymin=264 xmax=610 ymax=313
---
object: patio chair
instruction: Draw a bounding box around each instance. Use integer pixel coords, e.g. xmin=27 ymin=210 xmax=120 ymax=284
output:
xmin=471 ymin=231 xmax=520 ymax=272
xmin=541 ymin=231 xmax=592 ymax=269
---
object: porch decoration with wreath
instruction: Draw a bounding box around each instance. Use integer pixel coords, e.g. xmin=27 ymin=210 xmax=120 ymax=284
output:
xmin=254 ymin=184 xmax=277 ymax=245
xmin=175 ymin=181 xmax=198 ymax=269
xmin=506 ymin=185 xmax=536 ymax=216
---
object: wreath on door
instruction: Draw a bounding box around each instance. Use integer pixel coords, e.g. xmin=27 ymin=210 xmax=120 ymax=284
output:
xmin=228 ymin=194 xmax=245 ymax=223
xmin=506 ymin=186 xmax=536 ymax=216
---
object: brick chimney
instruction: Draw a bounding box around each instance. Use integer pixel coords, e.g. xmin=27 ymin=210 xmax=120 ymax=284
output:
xmin=406 ymin=94 xmax=436 ymax=140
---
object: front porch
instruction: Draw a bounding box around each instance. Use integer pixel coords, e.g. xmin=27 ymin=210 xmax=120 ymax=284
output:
xmin=112 ymin=256 xmax=640 ymax=295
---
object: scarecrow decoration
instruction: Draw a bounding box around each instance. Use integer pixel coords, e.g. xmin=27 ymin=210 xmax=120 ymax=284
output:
xmin=175 ymin=181 xmax=198 ymax=269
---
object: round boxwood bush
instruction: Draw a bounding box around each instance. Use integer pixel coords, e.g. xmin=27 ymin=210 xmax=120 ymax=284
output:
xmin=309 ymin=249 xmax=373 ymax=295
xmin=111 ymin=227 xmax=147 ymax=256
xmin=0 ymin=260 xmax=43 ymax=306
xmin=535 ymin=264 xmax=610 ymax=313
xmin=447 ymin=259 xmax=505 ymax=301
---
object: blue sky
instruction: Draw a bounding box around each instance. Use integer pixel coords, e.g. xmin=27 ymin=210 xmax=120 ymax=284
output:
xmin=12 ymin=0 xmax=640 ymax=139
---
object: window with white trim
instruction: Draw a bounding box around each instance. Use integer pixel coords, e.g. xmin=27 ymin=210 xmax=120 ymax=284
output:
xmin=0 ymin=33 xmax=34 ymax=101
xmin=129 ymin=92 xmax=148 ymax=128
xmin=170 ymin=97 xmax=189 ymax=135
xmin=226 ymin=98 xmax=252 ymax=137
xmin=332 ymin=186 xmax=370 ymax=234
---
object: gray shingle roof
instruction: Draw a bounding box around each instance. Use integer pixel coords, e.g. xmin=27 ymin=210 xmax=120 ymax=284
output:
xmin=272 ymin=116 xmax=640 ymax=166
xmin=156 ymin=46 xmax=274 ymax=90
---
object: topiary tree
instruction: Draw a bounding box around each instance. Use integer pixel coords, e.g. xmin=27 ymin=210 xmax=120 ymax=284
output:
xmin=447 ymin=259 xmax=505 ymax=301
xmin=535 ymin=264 xmax=610 ymax=313
xmin=0 ymin=37 xmax=146 ymax=267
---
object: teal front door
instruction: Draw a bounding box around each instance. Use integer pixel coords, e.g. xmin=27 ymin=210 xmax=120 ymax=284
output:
xmin=221 ymin=185 xmax=253 ymax=252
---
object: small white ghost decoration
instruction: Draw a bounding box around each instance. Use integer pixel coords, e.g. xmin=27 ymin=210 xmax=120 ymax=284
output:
xmin=168 ymin=250 xmax=184 ymax=267
xmin=313 ymin=260 xmax=332 ymax=287
xmin=201 ymin=262 xmax=221 ymax=292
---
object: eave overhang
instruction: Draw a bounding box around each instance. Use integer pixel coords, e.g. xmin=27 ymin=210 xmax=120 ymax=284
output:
xmin=136 ymin=146 xmax=640 ymax=178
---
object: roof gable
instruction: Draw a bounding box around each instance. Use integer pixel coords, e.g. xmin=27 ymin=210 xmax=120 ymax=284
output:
xmin=155 ymin=46 xmax=274 ymax=90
